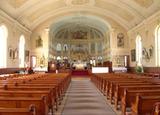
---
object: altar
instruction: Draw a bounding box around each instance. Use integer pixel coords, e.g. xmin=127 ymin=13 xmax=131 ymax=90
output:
xmin=72 ymin=61 xmax=87 ymax=70
xmin=71 ymin=61 xmax=88 ymax=75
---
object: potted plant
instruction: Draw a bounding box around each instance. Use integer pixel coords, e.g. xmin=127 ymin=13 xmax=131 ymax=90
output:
xmin=135 ymin=66 xmax=143 ymax=73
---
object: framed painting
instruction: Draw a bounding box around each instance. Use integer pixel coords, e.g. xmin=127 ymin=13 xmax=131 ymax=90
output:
xmin=9 ymin=48 xmax=13 ymax=59
xmin=131 ymin=49 xmax=136 ymax=62
xmin=13 ymin=48 xmax=18 ymax=59
xmin=36 ymin=36 xmax=43 ymax=48
xmin=25 ymin=50 xmax=30 ymax=61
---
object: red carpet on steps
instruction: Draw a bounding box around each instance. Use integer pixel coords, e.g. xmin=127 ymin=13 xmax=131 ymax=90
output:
xmin=71 ymin=70 xmax=89 ymax=76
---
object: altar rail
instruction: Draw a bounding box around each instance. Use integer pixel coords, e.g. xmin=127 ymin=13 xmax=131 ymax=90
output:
xmin=128 ymin=67 xmax=160 ymax=73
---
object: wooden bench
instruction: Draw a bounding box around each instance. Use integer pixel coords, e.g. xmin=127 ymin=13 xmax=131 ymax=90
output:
xmin=152 ymin=102 xmax=160 ymax=115
xmin=0 ymin=73 xmax=71 ymax=115
xmin=0 ymin=90 xmax=54 ymax=111
xmin=131 ymin=95 xmax=160 ymax=115
xmin=2 ymin=85 xmax=58 ymax=109
xmin=0 ymin=104 xmax=36 ymax=115
xmin=108 ymin=81 xmax=152 ymax=102
xmin=121 ymin=89 xmax=160 ymax=115
xmin=91 ymin=73 xmax=160 ymax=115
xmin=114 ymin=84 xmax=160 ymax=110
xmin=0 ymin=96 xmax=48 ymax=115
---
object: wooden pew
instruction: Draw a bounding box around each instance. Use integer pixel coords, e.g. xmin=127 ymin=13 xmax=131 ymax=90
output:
xmin=99 ymin=75 xmax=152 ymax=97
xmin=152 ymin=102 xmax=160 ymax=115
xmin=91 ymin=73 xmax=160 ymax=114
xmin=0 ymin=73 xmax=71 ymax=114
xmin=8 ymin=83 xmax=59 ymax=109
xmin=114 ymin=84 xmax=160 ymax=110
xmin=0 ymin=96 xmax=48 ymax=115
xmin=0 ymin=90 xmax=53 ymax=111
xmin=17 ymin=80 xmax=66 ymax=104
xmin=121 ymin=89 xmax=160 ymax=115
xmin=0 ymin=104 xmax=36 ymax=115
xmin=108 ymin=81 xmax=152 ymax=103
xmin=131 ymin=95 xmax=160 ymax=115
xmin=2 ymin=74 xmax=70 ymax=108
xmin=5 ymin=85 xmax=59 ymax=109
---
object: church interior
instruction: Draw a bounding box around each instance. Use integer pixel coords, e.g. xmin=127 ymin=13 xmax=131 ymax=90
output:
xmin=0 ymin=0 xmax=160 ymax=115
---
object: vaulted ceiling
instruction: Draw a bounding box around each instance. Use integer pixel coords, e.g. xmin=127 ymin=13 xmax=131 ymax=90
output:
xmin=0 ymin=0 xmax=160 ymax=30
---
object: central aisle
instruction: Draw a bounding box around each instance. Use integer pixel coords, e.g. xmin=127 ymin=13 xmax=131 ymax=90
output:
xmin=62 ymin=78 xmax=117 ymax=115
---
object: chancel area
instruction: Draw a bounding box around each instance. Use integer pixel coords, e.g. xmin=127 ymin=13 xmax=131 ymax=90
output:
xmin=0 ymin=0 xmax=160 ymax=115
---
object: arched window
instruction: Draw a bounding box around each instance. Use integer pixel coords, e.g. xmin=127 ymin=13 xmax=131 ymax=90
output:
xmin=136 ymin=35 xmax=142 ymax=66
xmin=56 ymin=43 xmax=61 ymax=51
xmin=0 ymin=25 xmax=8 ymax=68
xmin=19 ymin=35 xmax=25 ymax=67
xmin=63 ymin=44 xmax=68 ymax=51
xmin=155 ymin=25 xmax=160 ymax=66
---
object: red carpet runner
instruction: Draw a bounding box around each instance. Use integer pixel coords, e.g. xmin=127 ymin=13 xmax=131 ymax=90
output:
xmin=71 ymin=70 xmax=89 ymax=76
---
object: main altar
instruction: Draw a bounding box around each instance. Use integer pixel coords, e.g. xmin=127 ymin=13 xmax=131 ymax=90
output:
xmin=72 ymin=61 xmax=87 ymax=70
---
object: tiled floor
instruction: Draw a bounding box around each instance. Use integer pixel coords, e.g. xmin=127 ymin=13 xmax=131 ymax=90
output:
xmin=60 ymin=78 xmax=117 ymax=115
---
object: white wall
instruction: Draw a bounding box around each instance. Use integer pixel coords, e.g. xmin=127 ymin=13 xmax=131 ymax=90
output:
xmin=3 ymin=8 xmax=160 ymax=68
xmin=0 ymin=10 xmax=31 ymax=68
xmin=128 ymin=10 xmax=160 ymax=67
xmin=30 ymin=26 xmax=49 ymax=68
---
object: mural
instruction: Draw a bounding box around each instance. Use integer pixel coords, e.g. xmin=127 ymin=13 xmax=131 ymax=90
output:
xmin=72 ymin=30 xmax=87 ymax=39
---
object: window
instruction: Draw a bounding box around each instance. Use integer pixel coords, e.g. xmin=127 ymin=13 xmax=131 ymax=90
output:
xmin=63 ymin=44 xmax=68 ymax=51
xmin=136 ymin=35 xmax=142 ymax=66
xmin=19 ymin=35 xmax=25 ymax=67
xmin=155 ymin=25 xmax=160 ymax=66
xmin=0 ymin=25 xmax=8 ymax=68
xmin=56 ymin=43 xmax=61 ymax=51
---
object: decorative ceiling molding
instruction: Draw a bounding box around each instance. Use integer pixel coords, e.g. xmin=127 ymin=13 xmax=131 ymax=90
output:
xmin=134 ymin=0 xmax=153 ymax=8
xmin=7 ymin=0 xmax=27 ymax=8
xmin=0 ymin=0 xmax=160 ymax=31
xmin=95 ymin=0 xmax=134 ymax=22
xmin=66 ymin=0 xmax=95 ymax=6
xmin=0 ymin=10 xmax=31 ymax=33
xmin=29 ymin=7 xmax=130 ymax=30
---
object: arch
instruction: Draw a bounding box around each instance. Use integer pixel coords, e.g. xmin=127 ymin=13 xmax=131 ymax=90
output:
xmin=155 ymin=24 xmax=160 ymax=66
xmin=0 ymin=24 xmax=8 ymax=68
xmin=19 ymin=35 xmax=25 ymax=67
xmin=32 ymin=9 xmax=125 ymax=31
xmin=49 ymin=14 xmax=111 ymax=44
xmin=136 ymin=35 xmax=142 ymax=66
